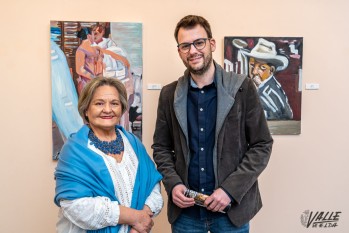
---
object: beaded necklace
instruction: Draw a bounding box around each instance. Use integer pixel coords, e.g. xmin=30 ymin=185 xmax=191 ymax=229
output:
xmin=88 ymin=127 xmax=124 ymax=155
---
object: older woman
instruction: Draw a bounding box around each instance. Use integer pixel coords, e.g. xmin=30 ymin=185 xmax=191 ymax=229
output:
xmin=54 ymin=77 xmax=163 ymax=233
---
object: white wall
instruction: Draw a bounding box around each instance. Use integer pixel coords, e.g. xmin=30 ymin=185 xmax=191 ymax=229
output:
xmin=1 ymin=0 xmax=348 ymax=232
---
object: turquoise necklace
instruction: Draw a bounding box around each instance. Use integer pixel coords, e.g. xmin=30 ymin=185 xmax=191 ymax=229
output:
xmin=88 ymin=127 xmax=124 ymax=155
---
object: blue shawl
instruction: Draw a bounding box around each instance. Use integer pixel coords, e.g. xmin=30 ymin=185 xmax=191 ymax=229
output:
xmin=54 ymin=125 xmax=162 ymax=233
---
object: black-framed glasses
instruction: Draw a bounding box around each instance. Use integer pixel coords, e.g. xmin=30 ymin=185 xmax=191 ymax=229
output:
xmin=177 ymin=38 xmax=210 ymax=53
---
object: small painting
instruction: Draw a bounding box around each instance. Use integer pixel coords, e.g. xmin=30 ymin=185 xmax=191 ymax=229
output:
xmin=224 ymin=37 xmax=303 ymax=135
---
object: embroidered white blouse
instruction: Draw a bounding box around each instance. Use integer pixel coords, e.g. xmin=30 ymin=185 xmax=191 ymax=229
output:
xmin=56 ymin=130 xmax=163 ymax=233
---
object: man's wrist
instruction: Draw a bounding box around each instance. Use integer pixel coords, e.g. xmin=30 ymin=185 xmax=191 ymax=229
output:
xmin=219 ymin=186 xmax=234 ymax=203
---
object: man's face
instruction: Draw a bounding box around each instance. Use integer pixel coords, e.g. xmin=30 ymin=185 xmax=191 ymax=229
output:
xmin=177 ymin=25 xmax=216 ymax=76
xmin=248 ymin=58 xmax=274 ymax=86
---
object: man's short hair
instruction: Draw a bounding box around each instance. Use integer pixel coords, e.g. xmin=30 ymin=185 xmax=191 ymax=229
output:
xmin=174 ymin=15 xmax=212 ymax=43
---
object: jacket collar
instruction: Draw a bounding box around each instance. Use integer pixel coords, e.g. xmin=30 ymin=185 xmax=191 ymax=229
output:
xmin=173 ymin=60 xmax=246 ymax=163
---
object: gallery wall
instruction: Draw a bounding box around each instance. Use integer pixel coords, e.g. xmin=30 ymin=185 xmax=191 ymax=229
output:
xmin=0 ymin=0 xmax=348 ymax=232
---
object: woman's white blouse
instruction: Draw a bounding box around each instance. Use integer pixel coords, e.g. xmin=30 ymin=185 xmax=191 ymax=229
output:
xmin=57 ymin=130 xmax=163 ymax=233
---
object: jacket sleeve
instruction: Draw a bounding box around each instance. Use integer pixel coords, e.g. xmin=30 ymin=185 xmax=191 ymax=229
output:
xmin=220 ymin=78 xmax=273 ymax=204
xmin=152 ymin=86 xmax=183 ymax=196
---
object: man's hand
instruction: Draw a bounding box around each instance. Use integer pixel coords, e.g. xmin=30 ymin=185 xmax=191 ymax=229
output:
xmin=171 ymin=184 xmax=195 ymax=208
xmin=204 ymin=188 xmax=231 ymax=212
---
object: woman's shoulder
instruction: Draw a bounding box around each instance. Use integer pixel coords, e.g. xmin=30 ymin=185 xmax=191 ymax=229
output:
xmin=59 ymin=125 xmax=89 ymax=157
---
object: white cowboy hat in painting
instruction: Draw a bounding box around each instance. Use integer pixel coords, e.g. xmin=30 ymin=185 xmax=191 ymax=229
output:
xmin=241 ymin=38 xmax=289 ymax=71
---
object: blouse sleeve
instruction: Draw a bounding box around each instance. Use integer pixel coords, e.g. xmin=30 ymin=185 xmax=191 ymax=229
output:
xmin=60 ymin=196 xmax=120 ymax=230
xmin=144 ymin=182 xmax=163 ymax=217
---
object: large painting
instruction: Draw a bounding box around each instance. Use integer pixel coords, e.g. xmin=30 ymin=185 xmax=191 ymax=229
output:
xmin=50 ymin=21 xmax=143 ymax=159
xmin=224 ymin=37 xmax=303 ymax=135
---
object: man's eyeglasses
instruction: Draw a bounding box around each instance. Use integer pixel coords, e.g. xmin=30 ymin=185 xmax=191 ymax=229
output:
xmin=177 ymin=38 xmax=210 ymax=53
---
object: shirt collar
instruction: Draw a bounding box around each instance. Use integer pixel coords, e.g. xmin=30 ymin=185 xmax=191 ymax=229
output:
xmin=189 ymin=76 xmax=217 ymax=89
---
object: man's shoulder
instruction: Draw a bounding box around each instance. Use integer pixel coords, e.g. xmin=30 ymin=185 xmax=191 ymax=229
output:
xmin=223 ymin=69 xmax=247 ymax=81
xmin=162 ymin=78 xmax=182 ymax=93
xmin=158 ymin=80 xmax=177 ymax=101
xmin=214 ymin=62 xmax=247 ymax=85
xmin=163 ymin=80 xmax=179 ymax=88
xmin=219 ymin=70 xmax=248 ymax=95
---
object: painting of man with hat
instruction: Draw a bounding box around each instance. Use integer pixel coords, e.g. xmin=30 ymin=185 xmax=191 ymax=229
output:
xmin=224 ymin=36 xmax=303 ymax=134
xmin=241 ymin=38 xmax=293 ymax=120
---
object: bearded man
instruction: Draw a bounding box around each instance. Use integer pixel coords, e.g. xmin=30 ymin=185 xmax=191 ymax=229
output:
xmin=152 ymin=15 xmax=273 ymax=233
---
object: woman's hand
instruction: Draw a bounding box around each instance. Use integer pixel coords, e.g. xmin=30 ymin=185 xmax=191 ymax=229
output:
xmin=132 ymin=209 xmax=154 ymax=233
xmin=143 ymin=205 xmax=154 ymax=217
xmin=129 ymin=228 xmax=139 ymax=233
xmin=119 ymin=206 xmax=154 ymax=233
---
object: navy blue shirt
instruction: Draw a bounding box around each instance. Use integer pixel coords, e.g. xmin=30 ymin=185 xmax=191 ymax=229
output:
xmin=182 ymin=77 xmax=225 ymax=219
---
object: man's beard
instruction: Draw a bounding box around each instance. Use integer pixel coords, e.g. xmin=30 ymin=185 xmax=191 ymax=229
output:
xmin=185 ymin=52 xmax=213 ymax=76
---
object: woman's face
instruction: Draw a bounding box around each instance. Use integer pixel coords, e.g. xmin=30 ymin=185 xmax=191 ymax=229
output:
xmin=85 ymin=85 xmax=122 ymax=134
